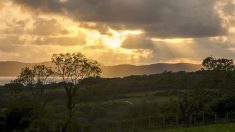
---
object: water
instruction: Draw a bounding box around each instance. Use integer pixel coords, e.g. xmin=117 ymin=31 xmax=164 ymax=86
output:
xmin=0 ymin=77 xmax=17 ymax=86
xmin=0 ymin=77 xmax=84 ymax=86
xmin=0 ymin=77 xmax=64 ymax=86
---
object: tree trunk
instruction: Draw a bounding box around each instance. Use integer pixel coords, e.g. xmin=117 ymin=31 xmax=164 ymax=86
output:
xmin=67 ymin=93 xmax=73 ymax=132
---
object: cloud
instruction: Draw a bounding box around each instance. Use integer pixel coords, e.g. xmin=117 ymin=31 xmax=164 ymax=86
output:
xmin=2 ymin=19 xmax=28 ymax=35
xmin=0 ymin=35 xmax=25 ymax=52
xmin=0 ymin=34 xmax=86 ymax=47
xmin=148 ymin=37 xmax=235 ymax=63
xmin=0 ymin=16 xmax=86 ymax=46
xmin=31 ymin=17 xmax=69 ymax=36
xmin=33 ymin=35 xmax=86 ymax=46
xmin=2 ymin=17 xmax=68 ymax=36
xmin=1 ymin=0 xmax=235 ymax=65
xmin=0 ymin=0 xmax=6 ymax=10
xmin=121 ymin=35 xmax=235 ymax=64
xmin=193 ymin=37 xmax=235 ymax=58
xmin=12 ymin=0 xmax=227 ymax=38
xmin=122 ymin=35 xmax=155 ymax=49
xmin=220 ymin=0 xmax=235 ymax=16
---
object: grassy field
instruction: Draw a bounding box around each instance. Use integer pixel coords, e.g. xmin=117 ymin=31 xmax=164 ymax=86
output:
xmin=107 ymin=90 xmax=177 ymax=104
xmin=145 ymin=123 xmax=235 ymax=132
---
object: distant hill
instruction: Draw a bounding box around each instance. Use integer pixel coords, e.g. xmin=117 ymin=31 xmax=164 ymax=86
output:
xmin=101 ymin=63 xmax=201 ymax=77
xmin=0 ymin=61 xmax=52 ymax=77
xmin=0 ymin=61 xmax=201 ymax=77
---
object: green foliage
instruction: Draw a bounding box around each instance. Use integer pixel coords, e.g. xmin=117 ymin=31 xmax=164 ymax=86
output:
xmin=177 ymin=88 xmax=211 ymax=118
xmin=82 ymin=70 xmax=235 ymax=97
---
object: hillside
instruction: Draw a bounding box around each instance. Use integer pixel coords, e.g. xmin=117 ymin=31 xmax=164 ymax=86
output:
xmin=0 ymin=61 xmax=52 ymax=77
xmin=102 ymin=63 xmax=201 ymax=77
xmin=0 ymin=61 xmax=201 ymax=77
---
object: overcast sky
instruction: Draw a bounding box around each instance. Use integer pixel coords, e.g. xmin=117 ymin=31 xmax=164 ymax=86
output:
xmin=0 ymin=0 xmax=235 ymax=65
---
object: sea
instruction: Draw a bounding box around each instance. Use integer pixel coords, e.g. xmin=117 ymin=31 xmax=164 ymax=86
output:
xmin=0 ymin=77 xmax=64 ymax=86
xmin=0 ymin=77 xmax=17 ymax=86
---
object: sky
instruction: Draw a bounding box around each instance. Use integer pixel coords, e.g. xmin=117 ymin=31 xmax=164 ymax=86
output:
xmin=0 ymin=0 xmax=235 ymax=65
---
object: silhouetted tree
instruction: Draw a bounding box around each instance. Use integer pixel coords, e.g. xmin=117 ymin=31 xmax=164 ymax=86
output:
xmin=51 ymin=52 xmax=101 ymax=131
xmin=202 ymin=57 xmax=234 ymax=71
xmin=16 ymin=65 xmax=54 ymax=97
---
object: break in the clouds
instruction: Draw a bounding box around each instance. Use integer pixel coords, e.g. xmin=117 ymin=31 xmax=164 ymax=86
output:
xmin=13 ymin=0 xmax=227 ymax=38
xmin=0 ymin=0 xmax=235 ymax=65
xmin=1 ymin=16 xmax=86 ymax=46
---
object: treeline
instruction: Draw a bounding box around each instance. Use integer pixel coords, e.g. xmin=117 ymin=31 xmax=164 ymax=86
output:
xmin=81 ymin=56 xmax=235 ymax=97
xmin=1 ymin=56 xmax=235 ymax=131
xmin=81 ymin=70 xmax=235 ymax=97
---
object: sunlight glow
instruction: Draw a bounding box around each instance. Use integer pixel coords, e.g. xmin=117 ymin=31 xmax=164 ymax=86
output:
xmin=163 ymin=58 xmax=201 ymax=64
xmin=152 ymin=38 xmax=193 ymax=44
xmin=1 ymin=0 xmax=234 ymax=65
xmin=102 ymin=36 xmax=123 ymax=48
xmin=102 ymin=29 xmax=143 ymax=48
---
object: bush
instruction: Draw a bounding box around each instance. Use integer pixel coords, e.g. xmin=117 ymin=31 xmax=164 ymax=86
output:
xmin=212 ymin=96 xmax=235 ymax=114
xmin=6 ymin=105 xmax=34 ymax=131
xmin=5 ymin=97 xmax=56 ymax=131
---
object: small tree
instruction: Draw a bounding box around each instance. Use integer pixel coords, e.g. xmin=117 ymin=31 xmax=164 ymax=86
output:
xmin=16 ymin=65 xmax=54 ymax=97
xmin=51 ymin=52 xmax=102 ymax=130
xmin=202 ymin=57 xmax=234 ymax=71
xmin=178 ymin=88 xmax=210 ymax=119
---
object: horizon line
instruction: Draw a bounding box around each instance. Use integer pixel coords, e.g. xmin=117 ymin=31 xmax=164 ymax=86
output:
xmin=0 ymin=60 xmax=201 ymax=66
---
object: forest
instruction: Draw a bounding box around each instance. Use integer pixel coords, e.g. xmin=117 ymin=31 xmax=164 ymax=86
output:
xmin=0 ymin=54 xmax=235 ymax=132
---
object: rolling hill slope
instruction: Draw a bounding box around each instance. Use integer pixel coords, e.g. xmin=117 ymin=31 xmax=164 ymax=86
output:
xmin=0 ymin=61 xmax=201 ymax=77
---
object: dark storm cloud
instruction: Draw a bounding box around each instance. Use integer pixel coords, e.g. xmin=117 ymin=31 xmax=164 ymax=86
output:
xmin=12 ymin=0 xmax=227 ymax=38
xmin=193 ymin=38 xmax=235 ymax=58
